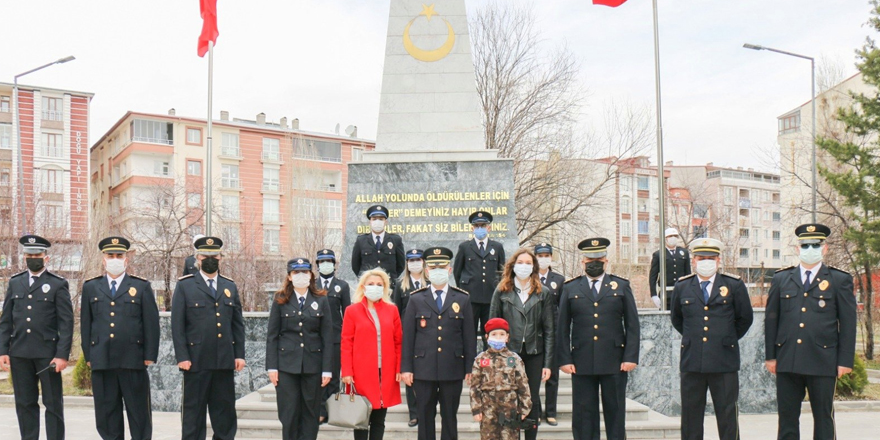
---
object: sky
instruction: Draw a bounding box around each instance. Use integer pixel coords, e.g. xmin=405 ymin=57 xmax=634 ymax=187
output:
xmin=1 ymin=0 xmax=871 ymax=171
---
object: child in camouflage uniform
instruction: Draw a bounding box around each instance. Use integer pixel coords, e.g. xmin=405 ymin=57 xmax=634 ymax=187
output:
xmin=469 ymin=318 xmax=532 ymax=440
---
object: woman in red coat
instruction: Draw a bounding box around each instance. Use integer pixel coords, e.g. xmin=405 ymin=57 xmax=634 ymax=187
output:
xmin=341 ymin=268 xmax=402 ymax=440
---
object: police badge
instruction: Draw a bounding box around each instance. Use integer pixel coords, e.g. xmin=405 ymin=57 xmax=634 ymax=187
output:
xmin=129 ymin=287 xmax=137 ymax=297
xmin=720 ymin=286 xmax=729 ymax=297
xmin=224 ymin=288 xmax=231 ymax=298
xmin=452 ymin=302 xmax=460 ymax=313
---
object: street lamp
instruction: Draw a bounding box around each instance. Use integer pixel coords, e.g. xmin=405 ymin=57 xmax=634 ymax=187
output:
xmin=13 ymin=55 xmax=76 ymax=235
xmin=743 ymin=43 xmax=816 ymax=223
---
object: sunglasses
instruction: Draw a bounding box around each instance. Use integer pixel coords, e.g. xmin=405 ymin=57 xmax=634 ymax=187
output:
xmin=800 ymin=243 xmax=822 ymax=250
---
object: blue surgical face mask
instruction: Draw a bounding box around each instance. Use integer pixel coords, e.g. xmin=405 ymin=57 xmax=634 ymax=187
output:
xmin=799 ymin=245 xmax=823 ymax=265
xmin=473 ymin=227 xmax=488 ymax=240
xmin=487 ymin=339 xmax=506 ymax=350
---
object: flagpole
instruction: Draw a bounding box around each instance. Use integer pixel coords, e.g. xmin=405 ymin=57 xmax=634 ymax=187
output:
xmin=206 ymin=40 xmax=214 ymax=236
xmin=652 ymin=0 xmax=668 ymax=310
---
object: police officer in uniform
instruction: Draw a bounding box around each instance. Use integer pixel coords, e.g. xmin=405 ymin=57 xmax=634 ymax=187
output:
xmin=649 ymin=228 xmax=691 ymax=310
xmin=182 ymin=234 xmax=204 ymax=277
xmin=351 ymin=205 xmax=406 ymax=282
xmin=392 ymin=248 xmax=428 ymax=427
xmin=402 ymin=247 xmax=477 ymax=440
xmin=765 ymin=224 xmax=856 ymax=440
xmin=314 ymin=249 xmax=351 ymax=424
xmin=671 ymin=238 xmax=753 ymax=440
xmin=557 ymin=238 xmax=639 ymax=440
xmin=171 ymin=236 xmax=246 ymax=440
xmin=0 ymin=235 xmax=73 ymax=440
xmin=534 ymin=242 xmax=564 ymax=426
xmin=453 ymin=211 xmax=505 ymax=341
xmin=81 ymin=236 xmax=160 ymax=440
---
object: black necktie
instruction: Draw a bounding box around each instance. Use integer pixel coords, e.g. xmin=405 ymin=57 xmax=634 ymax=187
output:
xmin=375 ymin=235 xmax=382 ymax=250
xmin=479 ymin=242 xmax=486 ymax=257
xmin=591 ymin=279 xmax=599 ymax=300
xmin=30 ymin=275 xmax=38 ymax=287
xmin=804 ymin=270 xmax=812 ymax=290
xmin=208 ymin=279 xmax=217 ymax=300
xmin=414 ymin=281 xmax=420 ymax=290
xmin=324 ymin=280 xmax=330 ymax=291
xmin=541 ymin=276 xmax=546 ymax=285
xmin=299 ymin=296 xmax=306 ymax=310
xmin=110 ymin=280 xmax=117 ymax=299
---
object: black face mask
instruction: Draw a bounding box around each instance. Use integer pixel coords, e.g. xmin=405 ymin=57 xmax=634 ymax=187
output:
xmin=585 ymin=260 xmax=605 ymax=278
xmin=26 ymin=257 xmax=45 ymax=273
xmin=200 ymin=257 xmax=220 ymax=274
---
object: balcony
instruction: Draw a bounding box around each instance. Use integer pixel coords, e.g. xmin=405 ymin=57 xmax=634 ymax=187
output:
xmin=321 ymin=184 xmax=341 ymax=193
xmin=219 ymin=147 xmax=242 ymax=160
xmin=221 ymin=177 xmax=241 ymax=190
xmin=42 ymin=110 xmax=63 ymax=121
xmin=262 ymin=180 xmax=282 ymax=193
xmin=132 ymin=135 xmax=173 ymax=146
xmin=738 ymin=198 xmax=751 ymax=208
xmin=261 ymin=151 xmax=283 ymax=163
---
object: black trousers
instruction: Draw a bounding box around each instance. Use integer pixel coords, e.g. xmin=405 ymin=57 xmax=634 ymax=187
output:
xmin=776 ymin=372 xmax=837 ymax=440
xmin=181 ymin=369 xmax=236 ymax=440
xmin=413 ymin=379 xmax=462 ymax=440
xmin=517 ymin=351 xmax=544 ymax=440
xmin=543 ymin=366 xmax=559 ymax=418
xmin=571 ymin=372 xmax=628 ymax=440
xmin=321 ymin=342 xmax=342 ymax=419
xmin=406 ymin=384 xmax=418 ymax=420
xmin=92 ymin=369 xmax=152 ymax=440
xmin=10 ymin=356 xmax=64 ymax=440
xmin=681 ymin=371 xmax=740 ymax=440
xmin=276 ymin=371 xmax=323 ymax=440
xmin=354 ymin=408 xmax=388 ymax=440
xmin=472 ymin=302 xmax=491 ymax=340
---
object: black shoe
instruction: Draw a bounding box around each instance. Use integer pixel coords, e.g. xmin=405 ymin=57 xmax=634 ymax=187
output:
xmin=408 ymin=419 xmax=418 ymax=427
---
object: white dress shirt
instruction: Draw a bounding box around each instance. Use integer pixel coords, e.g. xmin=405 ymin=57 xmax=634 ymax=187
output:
xmin=430 ymin=283 xmax=448 ymax=308
xmin=107 ymin=273 xmax=126 ymax=291
xmin=800 ymin=263 xmax=823 ymax=286
xmin=696 ymin=274 xmax=717 ymax=298
xmin=27 ymin=269 xmax=46 ymax=286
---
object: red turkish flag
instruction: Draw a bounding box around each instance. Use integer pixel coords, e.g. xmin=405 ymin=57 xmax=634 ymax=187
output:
xmin=593 ymin=0 xmax=628 ymax=7
xmin=197 ymin=0 xmax=219 ymax=57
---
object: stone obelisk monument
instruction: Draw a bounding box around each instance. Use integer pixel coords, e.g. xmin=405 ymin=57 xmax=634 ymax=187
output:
xmin=340 ymin=0 xmax=516 ymax=281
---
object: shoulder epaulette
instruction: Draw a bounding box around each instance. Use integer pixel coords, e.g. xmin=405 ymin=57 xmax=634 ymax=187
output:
xmin=450 ymin=286 xmax=469 ymax=295
xmin=678 ymin=273 xmax=696 ymax=281
xmin=219 ymin=274 xmax=235 ymax=282
xmin=47 ymin=272 xmax=65 ymax=280
xmin=608 ymin=273 xmax=629 ymax=282
xmin=84 ymin=275 xmax=103 ymax=283
xmin=411 ymin=286 xmax=429 ymax=294
xmin=828 ymin=265 xmax=851 ymax=275
xmin=775 ymin=266 xmax=795 ymax=273
xmin=564 ymin=276 xmax=582 ymax=284
xmin=178 ymin=274 xmax=195 ymax=280
xmin=720 ymin=272 xmax=741 ymax=280
xmin=11 ymin=270 xmax=27 ymax=279
xmin=127 ymin=274 xmax=148 ymax=282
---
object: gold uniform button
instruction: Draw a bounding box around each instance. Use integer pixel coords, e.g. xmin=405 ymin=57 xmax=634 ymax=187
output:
xmin=215 ymin=303 xmax=219 ymax=307
xmin=216 ymin=313 xmax=220 ymax=317
xmin=438 ymin=326 xmax=442 ymax=330
xmin=594 ymin=302 xmax=598 ymax=307
xmin=217 ymin=323 xmax=221 ymax=327
xmin=299 ymin=333 xmax=303 ymax=336
xmin=110 ymin=312 xmax=115 ymax=317
xmin=218 ymin=334 xmax=222 ymax=338
xmin=27 ymin=306 xmax=32 ymax=310
xmin=438 ymin=347 xmax=442 ymax=352
xmin=593 ymin=314 xmax=598 ymax=318
xmin=593 ymin=336 xmax=598 ymax=341
xmin=110 ymin=323 xmax=115 ymax=328
xmin=300 ymin=343 xmax=304 ymax=347
xmin=802 ymin=307 xmax=807 ymax=312
xmin=704 ymin=316 xmax=709 ymax=321
xmin=799 ymin=323 xmax=805 ymax=328
xmin=704 ymin=306 xmax=709 ymax=311
xmin=703 ymin=327 xmax=708 ymax=331
xmin=438 ymin=337 xmax=442 ymax=341
xmin=285 ymin=314 xmax=289 ymax=317
xmin=299 ymin=322 xmax=303 ymax=326
xmin=26 ymin=318 xmax=31 ymax=322
xmin=111 ymin=302 xmax=115 ymax=306
xmin=702 ymin=337 xmax=707 ymax=342
xmin=438 ymin=316 xmax=442 ymax=320
xmin=797 ymin=339 xmax=802 ymax=344
xmin=593 ymin=325 xmax=598 ymax=329
xmin=26 ymin=329 xmax=31 ymax=333
xmin=110 ymin=334 xmax=114 ymax=338
xmin=28 ymin=295 xmax=32 ymax=299
xmin=804 ymin=293 xmax=808 ymax=297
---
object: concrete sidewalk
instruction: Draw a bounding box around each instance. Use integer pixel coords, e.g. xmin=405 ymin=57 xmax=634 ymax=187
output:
xmin=1 ymin=407 xmax=879 ymax=440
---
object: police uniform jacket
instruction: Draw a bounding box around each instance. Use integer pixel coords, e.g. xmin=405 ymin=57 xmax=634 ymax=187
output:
xmin=266 ymin=293 xmax=333 ymax=375
xmin=765 ymin=264 xmax=857 ymax=377
xmin=671 ymin=273 xmax=754 ymax=373
xmin=351 ymin=233 xmax=406 ymax=280
xmin=541 ymin=271 xmax=565 ymax=306
xmin=401 ymin=286 xmax=477 ymax=381
xmin=489 ymin=285 xmax=556 ymax=368
xmin=0 ymin=271 xmax=73 ymax=360
xmin=556 ymin=274 xmax=639 ymax=375
xmin=182 ymin=255 xmax=199 ymax=277
xmin=322 ymin=277 xmax=351 ymax=344
xmin=649 ymin=247 xmax=691 ymax=297
xmin=81 ymin=274 xmax=160 ymax=370
xmin=391 ymin=278 xmax=424 ymax=320
xmin=453 ymin=240 xmax=505 ymax=304
xmin=171 ymin=274 xmax=245 ymax=371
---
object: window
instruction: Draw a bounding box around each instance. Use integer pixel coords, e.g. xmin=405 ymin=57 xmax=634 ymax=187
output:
xmin=327 ymin=199 xmax=342 ymax=221
xmin=0 ymin=96 xmax=9 ymax=112
xmin=638 ymin=220 xmax=649 ymax=235
xmin=0 ymin=168 xmax=9 ymax=186
xmin=621 ymin=245 xmax=631 ymax=260
xmin=751 ymin=209 xmax=761 ymax=223
xmin=773 ymin=250 xmax=781 ymax=260
xmin=723 ymin=187 xmax=734 ymax=205
xmin=773 ymin=231 xmax=781 ymax=241
xmin=186 ymin=128 xmax=202 ymax=145
xmin=621 ymin=221 xmax=631 ymax=236
xmin=693 ymin=225 xmax=706 ymax=239
xmin=638 ymin=199 xmax=648 ymax=213
xmin=637 ymin=176 xmax=649 ymax=191
xmin=352 ymin=147 xmax=364 ymax=162
xmin=295 ymin=198 xmax=341 ymax=221
xmin=772 ymin=212 xmax=781 ymax=222
xmin=153 ymin=160 xmax=170 ymax=176
xmin=221 ymin=164 xmax=240 ymax=188
xmin=42 ymin=133 xmax=63 ymax=157
xmin=42 ymin=97 xmax=62 ymax=121
xmin=293 ymin=138 xmax=342 ymax=162
xmin=225 ymin=227 xmax=241 ymax=251
xmin=264 ymin=229 xmax=280 ymax=253
xmin=753 ymin=248 xmax=760 ymax=260
xmin=693 ymin=204 xmax=708 ymax=219
xmin=187 ymin=160 xmax=202 ymax=176
xmin=221 ymin=195 xmax=239 ymax=220
xmin=41 ymin=168 xmax=63 ymax=193
xmin=130 ymin=119 xmax=173 ymax=144
xmin=221 ymin=133 xmax=240 ymax=156
xmin=765 ymin=249 xmax=769 ymax=258
xmin=263 ymin=199 xmax=280 ymax=222
xmin=778 ymin=113 xmax=801 ymax=135
xmin=262 ymin=138 xmax=281 ymax=161
xmin=187 ymin=192 xmax=201 ymax=209
xmin=0 ymin=124 xmax=11 ymax=149
xmin=43 ymin=205 xmax=64 ymax=229
xmin=739 ymin=248 xmax=749 ymax=258
xmin=263 ymin=168 xmax=280 ymax=191
xmin=621 ymin=197 xmax=631 ymax=214
xmin=621 ymin=177 xmax=631 ymax=191
xmin=753 ymin=229 xmax=759 ymax=240
xmin=740 ymin=228 xmax=749 ymax=238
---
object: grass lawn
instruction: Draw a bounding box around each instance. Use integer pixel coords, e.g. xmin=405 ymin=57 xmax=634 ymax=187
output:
xmin=837 ymin=383 xmax=880 ymax=401
xmin=1 ymin=368 xmax=92 ymax=397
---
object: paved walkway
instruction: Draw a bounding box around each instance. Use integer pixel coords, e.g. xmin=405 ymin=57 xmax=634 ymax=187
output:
xmin=0 ymin=407 xmax=878 ymax=439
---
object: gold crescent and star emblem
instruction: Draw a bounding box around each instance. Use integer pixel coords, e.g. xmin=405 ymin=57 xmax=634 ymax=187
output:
xmin=433 ymin=248 xmax=441 ymax=255
xmin=452 ymin=302 xmax=460 ymax=313
xmin=128 ymin=287 xmax=137 ymax=297
xmin=806 ymin=225 xmax=816 ymax=232
xmin=610 ymin=281 xmax=618 ymax=290
xmin=591 ymin=240 xmax=599 ymax=246
xmin=206 ymin=238 xmax=214 ymax=245
xmin=224 ymin=288 xmax=231 ymax=298
xmin=819 ymin=280 xmax=829 ymax=291
xmin=720 ymin=286 xmax=729 ymax=297
xmin=403 ymin=4 xmax=456 ymax=63
xmin=111 ymin=238 xmax=119 ymax=245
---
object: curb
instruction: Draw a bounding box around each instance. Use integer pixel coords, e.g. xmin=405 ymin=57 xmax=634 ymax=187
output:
xmin=0 ymin=395 xmax=93 ymax=408
xmin=801 ymin=400 xmax=880 ymax=412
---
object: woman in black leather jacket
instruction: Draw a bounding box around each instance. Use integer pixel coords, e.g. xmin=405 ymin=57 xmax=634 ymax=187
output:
xmin=489 ymin=248 xmax=555 ymax=440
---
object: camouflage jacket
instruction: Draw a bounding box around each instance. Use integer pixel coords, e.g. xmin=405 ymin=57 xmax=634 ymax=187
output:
xmin=468 ymin=347 xmax=531 ymax=416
